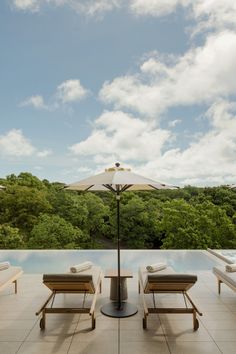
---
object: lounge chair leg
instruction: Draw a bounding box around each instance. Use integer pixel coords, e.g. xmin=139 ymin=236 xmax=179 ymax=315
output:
xmin=13 ymin=280 xmax=17 ymax=294
xmin=40 ymin=310 xmax=46 ymax=330
xmin=193 ymin=311 xmax=199 ymax=331
xmin=91 ymin=314 xmax=96 ymax=330
xmin=143 ymin=314 xmax=147 ymax=329
xmin=218 ymin=279 xmax=222 ymax=294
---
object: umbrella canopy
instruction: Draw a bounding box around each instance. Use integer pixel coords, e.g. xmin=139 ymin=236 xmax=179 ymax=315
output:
xmin=65 ymin=163 xmax=178 ymax=318
xmin=65 ymin=164 xmax=177 ymax=192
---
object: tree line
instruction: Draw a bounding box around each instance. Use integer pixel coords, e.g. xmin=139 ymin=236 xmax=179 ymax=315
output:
xmin=0 ymin=172 xmax=235 ymax=250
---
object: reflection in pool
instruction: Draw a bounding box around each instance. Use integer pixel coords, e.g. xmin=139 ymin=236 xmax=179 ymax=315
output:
xmin=0 ymin=250 xmax=221 ymax=274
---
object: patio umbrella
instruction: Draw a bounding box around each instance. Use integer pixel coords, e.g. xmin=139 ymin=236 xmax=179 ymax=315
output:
xmin=65 ymin=163 xmax=178 ymax=318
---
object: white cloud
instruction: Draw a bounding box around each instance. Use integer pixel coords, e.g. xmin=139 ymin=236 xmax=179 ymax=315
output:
xmin=12 ymin=0 xmax=40 ymax=12
xmin=191 ymin=0 xmax=236 ymax=34
xmin=130 ymin=0 xmax=189 ymax=17
xmin=34 ymin=165 xmax=43 ymax=170
xmin=130 ymin=0 xmax=236 ymax=33
xmin=0 ymin=129 xmax=36 ymax=157
xmin=56 ymin=79 xmax=89 ymax=104
xmin=69 ymin=110 xmax=171 ymax=162
xmin=20 ymin=79 xmax=89 ymax=110
xmin=0 ymin=130 xmax=53 ymax=160
xmin=135 ymin=99 xmax=236 ymax=186
xmin=10 ymin=0 xmax=236 ymax=35
xmin=67 ymin=100 xmax=236 ymax=186
xmin=100 ymin=31 xmax=236 ymax=117
xmin=37 ymin=149 xmax=52 ymax=158
xmin=11 ymin=0 xmax=122 ymax=16
xmin=168 ymin=119 xmax=181 ymax=128
xmin=57 ymin=0 xmax=121 ymax=17
xmin=20 ymin=95 xmax=47 ymax=109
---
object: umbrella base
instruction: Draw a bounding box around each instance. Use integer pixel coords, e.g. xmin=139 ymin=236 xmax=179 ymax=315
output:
xmin=101 ymin=302 xmax=138 ymax=318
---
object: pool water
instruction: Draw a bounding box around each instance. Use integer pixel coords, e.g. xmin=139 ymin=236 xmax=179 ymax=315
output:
xmin=0 ymin=250 xmax=221 ymax=274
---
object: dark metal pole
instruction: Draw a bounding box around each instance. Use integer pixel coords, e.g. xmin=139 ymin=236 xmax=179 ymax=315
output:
xmin=116 ymin=192 xmax=121 ymax=309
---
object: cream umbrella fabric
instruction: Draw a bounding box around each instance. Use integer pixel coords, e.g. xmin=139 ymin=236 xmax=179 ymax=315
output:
xmin=65 ymin=164 xmax=177 ymax=192
xmin=65 ymin=163 xmax=178 ymax=318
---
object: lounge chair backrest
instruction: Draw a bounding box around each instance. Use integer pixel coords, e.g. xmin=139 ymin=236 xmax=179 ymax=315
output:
xmin=145 ymin=274 xmax=197 ymax=292
xmin=43 ymin=274 xmax=95 ymax=293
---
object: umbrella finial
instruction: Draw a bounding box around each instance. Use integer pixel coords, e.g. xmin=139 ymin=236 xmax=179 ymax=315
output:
xmin=115 ymin=162 xmax=120 ymax=168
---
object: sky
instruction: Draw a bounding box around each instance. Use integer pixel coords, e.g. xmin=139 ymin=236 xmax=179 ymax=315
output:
xmin=0 ymin=0 xmax=236 ymax=187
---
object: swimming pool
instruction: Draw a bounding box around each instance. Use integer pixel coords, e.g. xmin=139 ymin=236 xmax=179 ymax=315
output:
xmin=0 ymin=250 xmax=222 ymax=274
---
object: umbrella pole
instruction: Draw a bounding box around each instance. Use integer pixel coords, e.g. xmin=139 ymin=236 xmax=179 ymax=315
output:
xmin=100 ymin=187 xmax=138 ymax=318
xmin=116 ymin=193 xmax=121 ymax=309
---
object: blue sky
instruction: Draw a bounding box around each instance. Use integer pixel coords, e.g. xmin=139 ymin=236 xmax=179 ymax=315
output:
xmin=0 ymin=0 xmax=236 ymax=186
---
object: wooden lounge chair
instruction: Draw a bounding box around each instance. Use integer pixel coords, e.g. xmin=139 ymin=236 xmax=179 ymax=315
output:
xmin=36 ymin=266 xmax=102 ymax=330
xmin=0 ymin=266 xmax=23 ymax=294
xmin=213 ymin=266 xmax=236 ymax=294
xmin=138 ymin=266 xmax=202 ymax=331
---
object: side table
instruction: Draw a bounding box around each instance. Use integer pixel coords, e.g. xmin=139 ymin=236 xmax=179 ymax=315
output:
xmin=105 ymin=269 xmax=133 ymax=301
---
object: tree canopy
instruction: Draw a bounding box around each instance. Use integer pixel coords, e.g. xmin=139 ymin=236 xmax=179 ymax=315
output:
xmin=0 ymin=173 xmax=235 ymax=249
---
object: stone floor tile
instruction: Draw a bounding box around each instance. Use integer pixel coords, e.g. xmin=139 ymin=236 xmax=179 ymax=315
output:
xmin=120 ymin=328 xmax=166 ymax=342
xmin=25 ymin=320 xmax=77 ymax=343
xmin=0 ymin=319 xmax=37 ymax=330
xmin=72 ymin=328 xmax=118 ymax=343
xmin=17 ymin=341 xmax=70 ymax=354
xmin=0 ymin=342 xmax=21 ymax=354
xmin=167 ymin=341 xmax=222 ymax=354
xmin=120 ymin=341 xmax=170 ymax=354
xmin=0 ymin=329 xmax=29 ymax=342
xmin=208 ymin=329 xmax=236 ymax=341
xmin=215 ymin=341 xmax=236 ymax=354
xmin=201 ymin=318 xmax=236 ymax=330
xmin=164 ymin=325 xmax=213 ymax=342
xmin=69 ymin=340 xmax=119 ymax=354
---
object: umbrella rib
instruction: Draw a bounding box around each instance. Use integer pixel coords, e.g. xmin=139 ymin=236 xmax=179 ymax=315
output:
xmin=148 ymin=184 xmax=161 ymax=190
xmin=85 ymin=185 xmax=95 ymax=191
xmin=103 ymin=184 xmax=116 ymax=193
xmin=121 ymin=184 xmax=132 ymax=192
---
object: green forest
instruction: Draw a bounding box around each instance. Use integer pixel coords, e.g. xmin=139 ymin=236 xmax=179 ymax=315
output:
xmin=0 ymin=172 xmax=235 ymax=250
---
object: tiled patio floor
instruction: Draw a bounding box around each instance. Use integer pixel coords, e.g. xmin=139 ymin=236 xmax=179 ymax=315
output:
xmin=0 ymin=270 xmax=236 ymax=354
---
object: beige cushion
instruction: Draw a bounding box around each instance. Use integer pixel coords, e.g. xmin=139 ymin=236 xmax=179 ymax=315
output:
xmin=147 ymin=274 xmax=197 ymax=283
xmin=43 ymin=274 xmax=92 ymax=282
xmin=43 ymin=266 xmax=101 ymax=293
xmin=139 ymin=266 xmax=197 ymax=293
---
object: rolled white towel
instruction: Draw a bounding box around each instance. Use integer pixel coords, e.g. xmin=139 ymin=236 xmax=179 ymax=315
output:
xmin=226 ymin=264 xmax=236 ymax=272
xmin=146 ymin=263 xmax=167 ymax=273
xmin=0 ymin=261 xmax=10 ymax=271
xmin=70 ymin=261 xmax=93 ymax=273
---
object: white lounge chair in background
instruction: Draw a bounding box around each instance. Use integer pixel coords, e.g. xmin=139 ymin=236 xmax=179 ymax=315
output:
xmin=213 ymin=266 xmax=236 ymax=294
xmin=0 ymin=266 xmax=23 ymax=294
